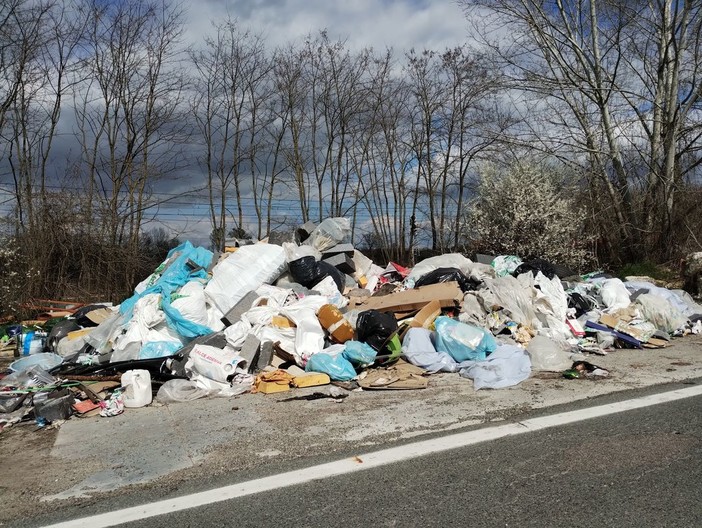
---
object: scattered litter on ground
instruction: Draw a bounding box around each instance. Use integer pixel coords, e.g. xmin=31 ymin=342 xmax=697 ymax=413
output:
xmin=2 ymin=217 xmax=701 ymax=436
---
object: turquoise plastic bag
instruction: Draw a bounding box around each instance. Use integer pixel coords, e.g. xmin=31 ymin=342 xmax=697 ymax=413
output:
xmin=139 ymin=341 xmax=182 ymax=359
xmin=305 ymin=352 xmax=356 ymax=381
xmin=120 ymin=241 xmax=214 ymax=338
xmin=433 ymin=316 xmax=497 ymax=362
xmin=342 ymin=341 xmax=377 ymax=368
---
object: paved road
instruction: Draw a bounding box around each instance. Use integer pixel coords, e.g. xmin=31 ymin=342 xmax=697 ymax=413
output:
xmin=19 ymin=383 xmax=702 ymax=528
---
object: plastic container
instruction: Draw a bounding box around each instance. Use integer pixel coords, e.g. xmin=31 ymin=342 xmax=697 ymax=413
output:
xmin=121 ymin=369 xmax=153 ymax=408
xmin=317 ymin=304 xmax=354 ymax=343
xmin=9 ymin=353 xmax=63 ymax=373
xmin=20 ymin=330 xmax=47 ymax=355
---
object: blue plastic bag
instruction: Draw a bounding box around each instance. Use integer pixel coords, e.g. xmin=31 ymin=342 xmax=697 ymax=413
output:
xmin=305 ymin=352 xmax=356 ymax=381
xmin=433 ymin=316 xmax=497 ymax=362
xmin=139 ymin=341 xmax=183 ymax=359
xmin=459 ymin=344 xmax=531 ymax=390
xmin=120 ymin=241 xmax=214 ymax=338
xmin=342 ymin=341 xmax=377 ymax=368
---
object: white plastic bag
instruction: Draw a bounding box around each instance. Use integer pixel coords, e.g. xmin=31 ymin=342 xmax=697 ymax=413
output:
xmin=304 ymin=218 xmax=351 ymax=252
xmin=459 ymin=344 xmax=531 ymax=390
xmin=283 ymin=242 xmax=321 ymax=262
xmin=352 ymin=250 xmax=374 ymax=280
xmin=600 ymin=278 xmax=631 ymax=311
xmin=223 ymin=320 xmax=253 ymax=348
xmin=191 ymin=373 xmax=253 ymax=397
xmin=171 ymin=281 xmax=209 ymax=327
xmin=280 ymin=295 xmax=328 ymax=364
xmin=156 ymin=379 xmax=215 ymax=403
xmin=526 ymin=335 xmax=572 ymax=372
xmin=255 ymin=284 xmax=295 ymax=308
xmin=312 ymin=275 xmax=348 ymax=308
xmin=204 ymin=244 xmax=286 ymax=315
xmin=121 ymin=369 xmax=153 ymax=408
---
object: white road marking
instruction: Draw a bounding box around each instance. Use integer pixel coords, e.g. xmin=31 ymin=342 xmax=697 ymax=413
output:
xmin=41 ymin=384 xmax=702 ymax=528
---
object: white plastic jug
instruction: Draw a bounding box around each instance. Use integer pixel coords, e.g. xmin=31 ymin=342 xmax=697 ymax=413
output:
xmin=121 ymin=369 xmax=153 ymax=408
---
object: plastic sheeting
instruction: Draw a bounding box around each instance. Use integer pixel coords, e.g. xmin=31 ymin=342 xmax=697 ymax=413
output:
xmin=402 ymin=328 xmax=459 ymax=373
xmin=625 ymin=280 xmax=701 ymax=318
xmin=478 ymin=274 xmax=540 ymax=329
xmin=600 ymin=278 xmax=631 ymax=312
xmin=122 ymin=241 xmax=214 ymax=338
xmin=533 ymin=272 xmax=571 ymax=339
xmin=459 ymin=344 xmax=531 ymax=390
xmin=526 ymin=335 xmax=572 ymax=372
xmin=205 ymin=244 xmax=286 ymax=315
xmin=433 ymin=316 xmax=497 ymax=362
xmin=634 ymin=293 xmax=688 ymax=333
xmin=156 ymin=379 xmax=216 ymax=402
xmin=111 ymin=294 xmax=183 ymax=363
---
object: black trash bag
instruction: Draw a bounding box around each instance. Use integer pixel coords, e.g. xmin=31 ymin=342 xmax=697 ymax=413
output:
xmin=288 ymin=256 xmax=319 ymax=288
xmin=414 ymin=267 xmax=480 ymax=292
xmin=356 ymin=310 xmax=398 ymax=352
xmin=46 ymin=319 xmax=82 ymax=351
xmin=313 ymin=261 xmax=344 ymax=292
xmin=567 ymin=292 xmax=594 ymax=317
xmin=513 ymin=258 xmax=575 ymax=280
xmin=288 ymin=257 xmax=344 ymax=292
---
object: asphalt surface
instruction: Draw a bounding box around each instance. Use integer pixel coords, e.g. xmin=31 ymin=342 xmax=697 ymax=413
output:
xmin=17 ymin=382 xmax=702 ymax=528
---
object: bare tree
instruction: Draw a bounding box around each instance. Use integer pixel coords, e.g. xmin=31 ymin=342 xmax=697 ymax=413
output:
xmin=191 ymin=19 xmax=273 ymax=248
xmin=461 ymin=0 xmax=702 ymax=263
xmin=74 ymin=0 xmax=187 ymax=299
xmin=404 ymin=46 xmax=505 ymax=253
xmin=272 ymin=43 xmax=314 ymax=224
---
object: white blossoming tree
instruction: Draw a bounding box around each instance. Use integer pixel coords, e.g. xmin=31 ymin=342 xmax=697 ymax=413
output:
xmin=0 ymin=240 xmax=35 ymax=319
xmin=464 ymin=162 xmax=594 ymax=270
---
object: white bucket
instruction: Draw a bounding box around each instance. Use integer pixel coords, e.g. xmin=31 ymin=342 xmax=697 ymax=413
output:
xmin=121 ymin=369 xmax=153 ymax=408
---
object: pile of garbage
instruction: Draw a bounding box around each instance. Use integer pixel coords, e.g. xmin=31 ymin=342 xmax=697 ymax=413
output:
xmin=2 ymin=217 xmax=702 ymax=430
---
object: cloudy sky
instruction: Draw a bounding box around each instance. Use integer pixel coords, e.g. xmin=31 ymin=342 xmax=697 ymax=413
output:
xmin=184 ymin=0 xmax=470 ymax=52
xmin=0 ymin=1 xmax=473 ymax=247
xmin=155 ymin=0 xmax=473 ymax=244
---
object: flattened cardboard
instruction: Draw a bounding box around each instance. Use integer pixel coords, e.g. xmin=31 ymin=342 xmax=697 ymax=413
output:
xmin=358 ymin=360 xmax=428 ymax=390
xmin=85 ymin=307 xmax=114 ymax=325
xmin=350 ymin=282 xmax=463 ymax=314
xmin=599 ymin=313 xmax=649 ymax=342
xmin=585 ymin=320 xmax=642 ymax=348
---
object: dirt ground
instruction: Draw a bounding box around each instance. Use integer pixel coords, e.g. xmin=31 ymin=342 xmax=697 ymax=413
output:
xmin=2 ymin=335 xmax=702 ymax=525
xmin=0 ymin=425 xmax=102 ymax=523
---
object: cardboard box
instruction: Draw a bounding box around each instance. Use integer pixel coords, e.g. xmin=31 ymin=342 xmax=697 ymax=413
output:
xmin=566 ymin=318 xmax=585 ymax=337
xmin=409 ymin=300 xmax=442 ymax=329
xmin=599 ymin=313 xmax=649 ymax=342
